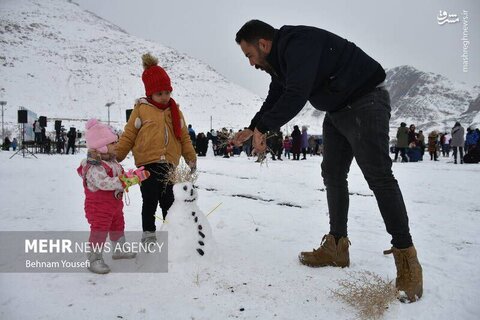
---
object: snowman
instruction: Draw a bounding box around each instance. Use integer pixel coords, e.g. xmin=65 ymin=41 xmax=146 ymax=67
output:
xmin=161 ymin=181 xmax=215 ymax=263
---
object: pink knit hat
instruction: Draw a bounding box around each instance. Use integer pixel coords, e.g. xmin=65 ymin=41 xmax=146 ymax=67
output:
xmin=85 ymin=119 xmax=117 ymax=153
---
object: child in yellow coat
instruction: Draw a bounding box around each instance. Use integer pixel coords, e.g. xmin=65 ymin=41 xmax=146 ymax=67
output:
xmin=116 ymin=53 xmax=197 ymax=243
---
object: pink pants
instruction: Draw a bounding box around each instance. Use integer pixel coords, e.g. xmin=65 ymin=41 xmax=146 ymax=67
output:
xmin=84 ymin=188 xmax=125 ymax=245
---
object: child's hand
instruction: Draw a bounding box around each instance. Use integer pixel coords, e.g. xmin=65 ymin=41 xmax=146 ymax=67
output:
xmin=119 ymin=175 xmax=140 ymax=192
xmin=120 ymin=167 xmax=150 ymax=192
xmin=125 ymin=167 xmax=150 ymax=181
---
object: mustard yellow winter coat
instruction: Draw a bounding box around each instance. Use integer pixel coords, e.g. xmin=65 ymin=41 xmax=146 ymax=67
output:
xmin=116 ymin=98 xmax=197 ymax=167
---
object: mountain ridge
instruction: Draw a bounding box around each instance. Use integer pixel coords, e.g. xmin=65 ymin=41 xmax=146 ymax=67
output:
xmin=0 ymin=0 xmax=478 ymax=138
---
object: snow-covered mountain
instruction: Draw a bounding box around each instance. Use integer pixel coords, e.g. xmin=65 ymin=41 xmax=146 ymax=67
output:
xmin=385 ymin=65 xmax=480 ymax=132
xmin=291 ymin=65 xmax=480 ymax=135
xmin=460 ymin=93 xmax=480 ymax=127
xmin=0 ymin=0 xmax=262 ymax=134
xmin=1 ymin=0 xmax=478 ymax=139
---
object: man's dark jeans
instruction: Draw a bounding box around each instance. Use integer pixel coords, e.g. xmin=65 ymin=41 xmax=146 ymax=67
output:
xmin=321 ymin=88 xmax=413 ymax=249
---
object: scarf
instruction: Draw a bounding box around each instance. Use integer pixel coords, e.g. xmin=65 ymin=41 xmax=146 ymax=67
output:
xmin=146 ymin=97 xmax=182 ymax=140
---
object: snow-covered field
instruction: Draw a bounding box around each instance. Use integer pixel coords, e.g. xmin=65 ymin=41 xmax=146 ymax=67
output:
xmin=0 ymin=149 xmax=479 ymax=319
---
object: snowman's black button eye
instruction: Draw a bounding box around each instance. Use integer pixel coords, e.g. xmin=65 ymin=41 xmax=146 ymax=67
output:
xmin=183 ymin=185 xmax=188 ymax=191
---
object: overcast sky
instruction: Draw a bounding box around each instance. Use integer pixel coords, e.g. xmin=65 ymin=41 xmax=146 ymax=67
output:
xmin=75 ymin=0 xmax=479 ymax=97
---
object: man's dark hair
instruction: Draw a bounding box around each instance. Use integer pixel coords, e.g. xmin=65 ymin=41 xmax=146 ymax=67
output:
xmin=235 ymin=20 xmax=275 ymax=44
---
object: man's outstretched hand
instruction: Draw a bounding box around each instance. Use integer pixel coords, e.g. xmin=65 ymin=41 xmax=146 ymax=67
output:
xmin=233 ymin=129 xmax=253 ymax=146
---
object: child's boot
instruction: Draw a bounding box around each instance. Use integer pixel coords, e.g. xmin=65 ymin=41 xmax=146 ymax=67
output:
xmin=141 ymin=231 xmax=157 ymax=245
xmin=112 ymin=236 xmax=136 ymax=260
xmin=87 ymin=251 xmax=110 ymax=274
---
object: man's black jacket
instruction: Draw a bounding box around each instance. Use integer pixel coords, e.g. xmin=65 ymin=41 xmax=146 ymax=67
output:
xmin=250 ymin=25 xmax=386 ymax=133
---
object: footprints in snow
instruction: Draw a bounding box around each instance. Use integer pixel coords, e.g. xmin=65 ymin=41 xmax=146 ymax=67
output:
xmin=200 ymin=187 xmax=304 ymax=208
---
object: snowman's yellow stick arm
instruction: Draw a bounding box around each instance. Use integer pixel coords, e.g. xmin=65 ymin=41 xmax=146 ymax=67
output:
xmin=206 ymin=202 xmax=222 ymax=218
xmin=154 ymin=215 xmax=168 ymax=223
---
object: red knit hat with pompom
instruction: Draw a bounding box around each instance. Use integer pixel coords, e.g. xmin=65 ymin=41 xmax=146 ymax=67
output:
xmin=141 ymin=53 xmax=172 ymax=96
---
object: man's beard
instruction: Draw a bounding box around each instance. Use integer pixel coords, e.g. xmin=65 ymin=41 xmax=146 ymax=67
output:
xmin=254 ymin=49 xmax=275 ymax=76
xmin=255 ymin=61 xmax=275 ymax=76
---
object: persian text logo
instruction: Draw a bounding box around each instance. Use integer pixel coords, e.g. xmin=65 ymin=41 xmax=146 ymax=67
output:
xmin=437 ymin=10 xmax=460 ymax=25
xmin=462 ymin=11 xmax=469 ymax=73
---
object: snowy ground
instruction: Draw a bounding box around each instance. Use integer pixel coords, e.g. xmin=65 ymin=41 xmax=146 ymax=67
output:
xmin=0 ymin=149 xmax=479 ymax=320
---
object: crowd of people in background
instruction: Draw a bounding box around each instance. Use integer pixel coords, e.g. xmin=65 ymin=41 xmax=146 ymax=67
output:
xmin=2 ymin=120 xmax=479 ymax=165
xmin=185 ymin=124 xmax=324 ymax=162
xmin=393 ymin=121 xmax=480 ymax=164
xmin=185 ymin=120 xmax=480 ymax=165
